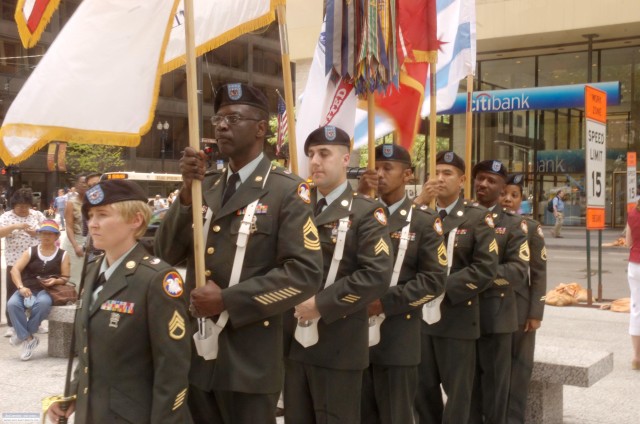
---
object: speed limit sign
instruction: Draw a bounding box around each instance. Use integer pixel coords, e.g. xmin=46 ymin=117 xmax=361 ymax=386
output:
xmin=585 ymin=86 xmax=606 ymax=229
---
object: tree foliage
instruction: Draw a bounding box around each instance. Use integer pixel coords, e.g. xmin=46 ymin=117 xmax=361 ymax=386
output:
xmin=65 ymin=143 xmax=125 ymax=176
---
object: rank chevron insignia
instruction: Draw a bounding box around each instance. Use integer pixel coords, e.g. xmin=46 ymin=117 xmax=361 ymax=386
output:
xmin=519 ymin=242 xmax=530 ymax=261
xmin=437 ymin=242 xmax=448 ymax=266
xmin=303 ymin=217 xmax=320 ymax=250
xmin=541 ymin=246 xmax=547 ymax=261
xmin=374 ymin=238 xmax=390 ymax=256
xmin=168 ymin=310 xmax=186 ymax=340
xmin=489 ymin=239 xmax=499 ymax=255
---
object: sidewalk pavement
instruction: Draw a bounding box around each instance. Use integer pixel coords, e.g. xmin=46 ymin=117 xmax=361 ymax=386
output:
xmin=0 ymin=228 xmax=638 ymax=423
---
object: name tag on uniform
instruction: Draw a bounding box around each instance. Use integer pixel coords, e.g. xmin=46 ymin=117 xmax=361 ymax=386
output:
xmin=101 ymin=300 xmax=135 ymax=314
xmin=456 ymin=229 xmax=468 ymax=235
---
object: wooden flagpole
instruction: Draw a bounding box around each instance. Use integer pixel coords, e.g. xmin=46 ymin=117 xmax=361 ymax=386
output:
xmin=368 ymin=95 xmax=375 ymax=172
xmin=464 ymin=74 xmax=473 ymax=197
xmin=276 ymin=5 xmax=298 ymax=175
xmin=183 ymin=0 xmax=206 ymax=289
xmin=428 ymin=63 xmax=437 ymax=180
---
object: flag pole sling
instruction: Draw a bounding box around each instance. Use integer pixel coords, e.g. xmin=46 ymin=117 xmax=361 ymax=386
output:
xmin=428 ymin=62 xmax=437 ymax=208
xmin=183 ymin=0 xmax=206 ymax=291
xmin=464 ymin=74 xmax=473 ymax=197
xmin=277 ymin=5 xmax=298 ymax=175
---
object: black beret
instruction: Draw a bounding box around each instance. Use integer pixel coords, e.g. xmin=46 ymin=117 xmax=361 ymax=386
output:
xmin=214 ymin=83 xmax=269 ymax=113
xmin=472 ymin=159 xmax=508 ymax=180
xmin=375 ymin=144 xmax=411 ymax=166
xmin=506 ymin=173 xmax=524 ymax=186
xmin=436 ymin=151 xmax=465 ymax=173
xmin=304 ymin=125 xmax=351 ymax=155
xmin=82 ymin=179 xmax=148 ymax=219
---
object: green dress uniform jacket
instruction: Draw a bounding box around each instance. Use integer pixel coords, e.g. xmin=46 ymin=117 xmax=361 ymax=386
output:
xmin=72 ymin=243 xmax=192 ymax=424
xmin=478 ymin=207 xmax=529 ymax=335
xmin=423 ymin=200 xmax=498 ymax=340
xmin=154 ymin=157 xmax=323 ymax=394
xmin=287 ymin=187 xmax=393 ymax=370
xmin=370 ymin=200 xmax=446 ymax=366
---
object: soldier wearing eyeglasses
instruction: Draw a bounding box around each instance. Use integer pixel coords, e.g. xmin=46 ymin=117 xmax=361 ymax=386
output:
xmin=155 ymin=83 xmax=323 ymax=424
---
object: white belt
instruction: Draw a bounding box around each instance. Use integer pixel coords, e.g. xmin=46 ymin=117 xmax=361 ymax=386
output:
xmin=369 ymin=207 xmax=412 ymax=346
xmin=295 ymin=200 xmax=352 ymax=348
xmin=422 ymin=226 xmax=456 ymax=324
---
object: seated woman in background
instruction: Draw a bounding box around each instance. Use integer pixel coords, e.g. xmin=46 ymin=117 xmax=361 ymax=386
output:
xmin=7 ymin=220 xmax=70 ymax=361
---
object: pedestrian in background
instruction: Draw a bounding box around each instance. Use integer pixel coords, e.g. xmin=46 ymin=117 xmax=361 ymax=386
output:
xmin=626 ymin=195 xmax=640 ymax=370
xmin=552 ymin=190 xmax=565 ymax=238
xmin=53 ymin=188 xmax=67 ymax=230
xmin=0 ymin=188 xmax=46 ymax=338
xmin=61 ymin=174 xmax=89 ymax=286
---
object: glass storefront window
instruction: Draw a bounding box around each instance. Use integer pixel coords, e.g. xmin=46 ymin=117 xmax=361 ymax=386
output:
xmin=538 ymin=52 xmax=588 ymax=87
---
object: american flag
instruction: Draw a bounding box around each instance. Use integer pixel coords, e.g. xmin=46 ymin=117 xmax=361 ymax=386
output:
xmin=276 ymin=97 xmax=288 ymax=155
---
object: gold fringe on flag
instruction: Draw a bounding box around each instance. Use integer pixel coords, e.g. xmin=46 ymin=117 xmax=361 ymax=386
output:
xmin=15 ymin=0 xmax=62 ymax=49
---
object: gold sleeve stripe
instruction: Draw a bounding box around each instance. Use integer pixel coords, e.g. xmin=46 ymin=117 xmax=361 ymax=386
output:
xmin=409 ymin=294 xmax=435 ymax=307
xmin=494 ymin=278 xmax=509 ymax=286
xmin=519 ymin=242 xmax=530 ymax=261
xmin=374 ymin=238 xmax=390 ymax=256
xmin=341 ymin=294 xmax=361 ymax=303
xmin=172 ymin=388 xmax=188 ymax=411
xmin=489 ymin=239 xmax=499 ymax=255
xmin=253 ymin=286 xmax=303 ymax=305
xmin=466 ymin=283 xmax=478 ymax=290
xmin=437 ymin=242 xmax=448 ymax=266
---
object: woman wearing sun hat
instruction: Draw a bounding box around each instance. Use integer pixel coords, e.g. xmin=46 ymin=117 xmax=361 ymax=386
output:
xmin=7 ymin=219 xmax=70 ymax=361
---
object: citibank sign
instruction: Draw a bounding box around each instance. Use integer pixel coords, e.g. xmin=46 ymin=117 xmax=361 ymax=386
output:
xmin=442 ymin=81 xmax=620 ymax=115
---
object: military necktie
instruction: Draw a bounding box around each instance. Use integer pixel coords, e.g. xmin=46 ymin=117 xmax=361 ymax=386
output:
xmin=222 ymin=173 xmax=240 ymax=206
xmin=438 ymin=209 xmax=448 ymax=220
xmin=314 ymin=198 xmax=327 ymax=216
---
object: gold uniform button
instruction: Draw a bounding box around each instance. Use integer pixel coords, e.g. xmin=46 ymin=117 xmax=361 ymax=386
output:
xmin=500 ymin=293 xmax=505 ymax=298
xmin=84 ymin=388 xmax=88 ymax=395
xmin=207 ymin=247 xmax=215 ymax=255
xmin=204 ymin=270 xmax=212 ymax=277
xmin=212 ymin=225 xmax=221 ymax=233
xmin=263 ymin=320 xmax=270 ymax=327
xmin=467 ymin=301 xmax=472 ymax=306
xmin=405 ymin=314 xmax=411 ymax=320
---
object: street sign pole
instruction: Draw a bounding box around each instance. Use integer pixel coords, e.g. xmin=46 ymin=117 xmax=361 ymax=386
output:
xmin=584 ymin=85 xmax=607 ymax=304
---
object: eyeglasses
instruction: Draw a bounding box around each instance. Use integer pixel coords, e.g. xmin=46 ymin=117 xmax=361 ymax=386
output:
xmin=211 ymin=114 xmax=262 ymax=126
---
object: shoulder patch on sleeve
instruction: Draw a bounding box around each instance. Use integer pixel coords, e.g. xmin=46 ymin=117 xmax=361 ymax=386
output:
xmin=297 ymin=182 xmax=311 ymax=204
xmin=373 ymin=208 xmax=387 ymax=225
xmin=433 ymin=217 xmax=444 ymax=236
xmin=520 ymin=220 xmax=528 ymax=234
xmin=485 ymin=213 xmax=495 ymax=228
xmin=536 ymin=225 xmax=544 ymax=239
xmin=163 ymin=271 xmax=184 ymax=298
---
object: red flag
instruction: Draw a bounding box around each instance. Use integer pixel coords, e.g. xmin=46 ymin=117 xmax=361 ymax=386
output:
xmin=374 ymin=0 xmax=436 ymax=151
